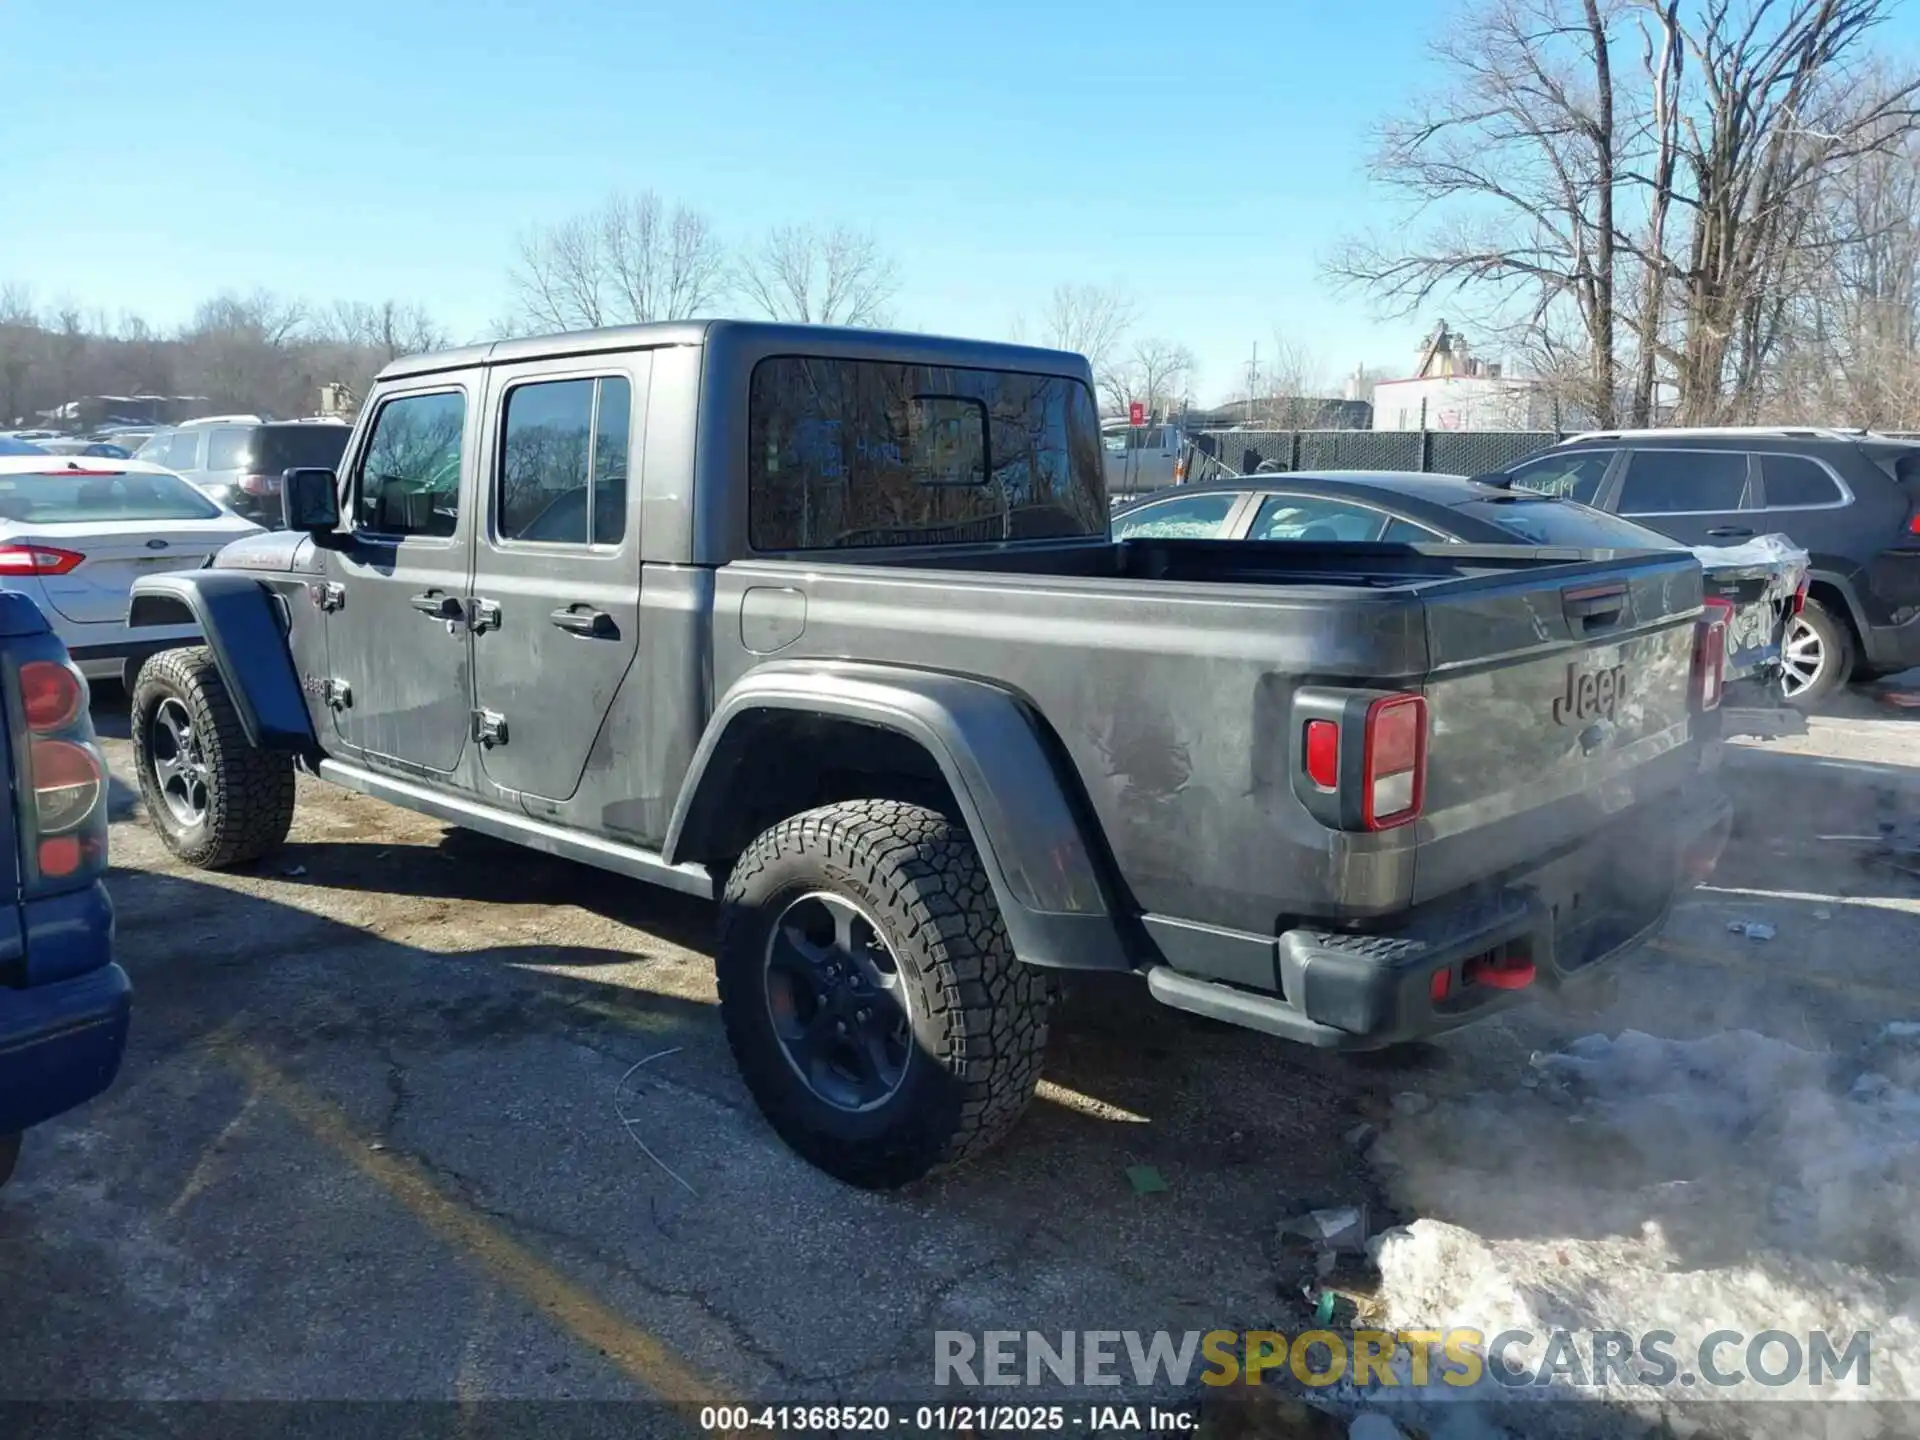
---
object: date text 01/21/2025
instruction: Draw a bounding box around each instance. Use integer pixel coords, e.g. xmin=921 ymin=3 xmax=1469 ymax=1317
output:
xmin=698 ymin=1405 xmax=1201 ymax=1433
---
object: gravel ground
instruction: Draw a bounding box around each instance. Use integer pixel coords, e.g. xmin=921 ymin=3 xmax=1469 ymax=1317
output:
xmin=0 ymin=686 xmax=1914 ymax=1439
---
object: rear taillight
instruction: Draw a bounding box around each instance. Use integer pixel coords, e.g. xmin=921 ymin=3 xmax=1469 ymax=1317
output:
xmin=1693 ymin=596 xmax=1733 ymax=712
xmin=1304 ymin=719 xmax=1339 ymax=790
xmin=0 ymin=545 xmax=84 ymax=576
xmin=239 ymin=472 xmax=283 ymax=497
xmin=1361 ymin=694 xmax=1427 ymax=830
xmin=1791 ymin=576 xmax=1809 ymax=616
xmin=8 ymin=655 xmax=107 ymax=888
xmin=1907 ymin=511 xmax=1920 ymax=537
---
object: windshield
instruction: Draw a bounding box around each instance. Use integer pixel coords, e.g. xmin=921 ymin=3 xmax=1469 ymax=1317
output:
xmin=0 ymin=468 xmax=223 ymax=522
xmin=1453 ymin=495 xmax=1681 ymax=549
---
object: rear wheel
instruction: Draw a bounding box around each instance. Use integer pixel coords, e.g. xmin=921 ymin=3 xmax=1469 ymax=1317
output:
xmin=132 ymin=648 xmax=295 ymax=869
xmin=716 ymin=799 xmax=1051 ymax=1189
xmin=1781 ymin=599 xmax=1854 ymax=708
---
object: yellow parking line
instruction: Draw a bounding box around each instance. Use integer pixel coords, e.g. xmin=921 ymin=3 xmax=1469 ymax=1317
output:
xmin=214 ymin=1038 xmax=728 ymax=1411
xmin=1650 ymin=937 xmax=1918 ymax=1010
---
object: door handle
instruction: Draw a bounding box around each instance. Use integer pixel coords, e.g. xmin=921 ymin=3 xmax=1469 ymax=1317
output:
xmin=549 ymin=605 xmax=615 ymax=637
xmin=409 ymin=591 xmax=464 ymax=619
xmin=1705 ymin=526 xmax=1753 ymax=540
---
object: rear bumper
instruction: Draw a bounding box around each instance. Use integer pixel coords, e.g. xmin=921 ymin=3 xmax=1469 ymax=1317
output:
xmin=0 ymin=963 xmax=132 ymax=1134
xmin=1144 ymin=777 xmax=1731 ymax=1050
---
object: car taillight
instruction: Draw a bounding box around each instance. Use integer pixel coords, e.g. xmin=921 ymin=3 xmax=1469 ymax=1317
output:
xmin=239 ymin=472 xmax=283 ymax=497
xmin=1361 ymin=694 xmax=1427 ymax=830
xmin=1693 ymin=596 xmax=1733 ymax=713
xmin=0 ymin=545 xmax=84 ymax=576
xmin=1304 ymin=719 xmax=1339 ymax=790
xmin=8 ymin=655 xmax=107 ymax=887
xmin=1791 ymin=577 xmax=1809 ymax=616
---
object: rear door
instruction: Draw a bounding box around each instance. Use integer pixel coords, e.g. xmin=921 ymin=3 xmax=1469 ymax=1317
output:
xmin=467 ymin=357 xmax=646 ymax=803
xmin=1609 ymin=446 xmax=1756 ymax=546
xmin=324 ymin=382 xmax=478 ymax=775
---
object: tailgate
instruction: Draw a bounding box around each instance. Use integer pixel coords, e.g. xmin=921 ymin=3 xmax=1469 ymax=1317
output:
xmin=1414 ymin=551 xmax=1704 ymax=904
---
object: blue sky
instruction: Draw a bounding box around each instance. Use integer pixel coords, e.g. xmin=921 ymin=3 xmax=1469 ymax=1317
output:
xmin=8 ymin=0 xmax=1484 ymax=399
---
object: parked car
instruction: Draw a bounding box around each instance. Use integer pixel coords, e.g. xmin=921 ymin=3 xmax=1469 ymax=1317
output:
xmin=0 ymin=590 xmax=125 ymax=1188
xmin=0 ymin=456 xmax=264 ymax=689
xmin=36 ymin=439 xmax=134 ymax=459
xmin=125 ymin=321 xmax=1729 ymax=1189
xmin=1109 ymin=473 xmax=1808 ymax=704
xmin=0 ymin=438 xmax=48 ymax=456
xmin=1503 ymin=428 xmax=1920 ymax=704
xmin=136 ymin=419 xmax=351 ymax=524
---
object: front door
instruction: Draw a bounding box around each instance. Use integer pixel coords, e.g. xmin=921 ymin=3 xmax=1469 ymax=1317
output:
xmin=325 ymin=382 xmax=477 ymax=776
xmin=468 ymin=358 xmax=646 ymax=803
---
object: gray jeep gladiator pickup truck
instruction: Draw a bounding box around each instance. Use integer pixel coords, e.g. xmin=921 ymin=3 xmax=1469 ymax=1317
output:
xmin=124 ymin=321 xmax=1732 ymax=1187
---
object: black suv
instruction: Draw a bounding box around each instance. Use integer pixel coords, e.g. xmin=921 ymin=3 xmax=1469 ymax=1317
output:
xmin=1508 ymin=428 xmax=1920 ymax=704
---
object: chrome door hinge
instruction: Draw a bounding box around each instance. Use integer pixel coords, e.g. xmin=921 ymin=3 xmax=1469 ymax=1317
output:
xmin=310 ymin=582 xmax=346 ymax=612
xmin=323 ymin=678 xmax=352 ymax=710
xmin=472 ymin=708 xmax=508 ymax=746
xmin=469 ymin=598 xmax=502 ymax=634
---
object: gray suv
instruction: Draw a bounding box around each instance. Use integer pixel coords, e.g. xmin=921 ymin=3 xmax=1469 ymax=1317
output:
xmin=137 ymin=419 xmax=351 ymax=525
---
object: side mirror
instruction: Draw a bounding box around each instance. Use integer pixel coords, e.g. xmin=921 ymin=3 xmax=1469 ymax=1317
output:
xmin=281 ymin=467 xmax=343 ymax=537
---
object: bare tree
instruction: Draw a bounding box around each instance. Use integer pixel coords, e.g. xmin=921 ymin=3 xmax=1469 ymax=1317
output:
xmin=509 ymin=191 xmax=728 ymax=332
xmin=323 ymin=299 xmax=449 ymax=361
xmin=1326 ymin=0 xmax=1626 ymax=425
xmin=1111 ymin=338 xmax=1195 ymax=420
xmin=1017 ymin=282 xmax=1137 ymax=404
xmin=734 ymin=224 xmax=900 ymax=326
xmin=1250 ymin=329 xmax=1337 ymax=426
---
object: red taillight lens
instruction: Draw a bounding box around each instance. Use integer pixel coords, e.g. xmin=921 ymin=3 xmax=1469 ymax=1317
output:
xmin=239 ymin=472 xmax=282 ymax=497
xmin=1304 ymin=719 xmax=1340 ymax=789
xmin=1791 ymin=577 xmax=1809 ymax=616
xmin=1694 ymin=596 xmax=1733 ymax=712
xmin=0 ymin=544 xmax=84 ymax=576
xmin=1362 ymin=694 xmax=1427 ymax=830
xmin=29 ymin=737 xmax=104 ymax=834
xmin=19 ymin=660 xmax=84 ymax=731
xmin=1908 ymin=510 xmax=1920 ymax=536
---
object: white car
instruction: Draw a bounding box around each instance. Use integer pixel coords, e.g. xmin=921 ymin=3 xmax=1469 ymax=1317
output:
xmin=0 ymin=456 xmax=264 ymax=687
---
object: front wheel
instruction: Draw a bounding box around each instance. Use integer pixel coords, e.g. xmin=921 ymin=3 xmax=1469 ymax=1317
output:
xmin=1781 ymin=599 xmax=1854 ymax=708
xmin=716 ymin=800 xmax=1051 ymax=1189
xmin=131 ymin=648 xmax=295 ymax=869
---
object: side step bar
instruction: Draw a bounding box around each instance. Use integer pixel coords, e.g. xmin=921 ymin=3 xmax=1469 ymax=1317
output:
xmin=316 ymin=759 xmax=717 ymax=901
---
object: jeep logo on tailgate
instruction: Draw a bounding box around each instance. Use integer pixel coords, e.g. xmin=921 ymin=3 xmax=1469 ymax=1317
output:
xmin=1554 ymin=662 xmax=1627 ymax=725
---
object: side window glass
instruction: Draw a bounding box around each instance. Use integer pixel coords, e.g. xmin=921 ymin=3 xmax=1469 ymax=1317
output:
xmin=497 ymin=376 xmax=631 ymax=546
xmin=1113 ymin=492 xmax=1243 ymax=539
xmin=1508 ymin=450 xmax=1613 ymax=504
xmin=164 ymin=431 xmax=202 ymax=471
xmin=1760 ymin=454 xmax=1843 ymax=508
xmin=1617 ymin=450 xmax=1751 ymax=515
xmin=1249 ymin=495 xmax=1387 ymax=542
xmin=1382 ymin=517 xmax=1444 ymax=543
xmin=355 ymin=390 xmax=467 ymax=539
xmin=206 ymin=428 xmax=251 ymax=472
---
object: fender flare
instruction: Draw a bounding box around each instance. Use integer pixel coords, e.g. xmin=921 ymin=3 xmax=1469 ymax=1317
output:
xmin=665 ymin=660 xmax=1133 ymax=972
xmin=127 ymin=571 xmax=315 ymax=751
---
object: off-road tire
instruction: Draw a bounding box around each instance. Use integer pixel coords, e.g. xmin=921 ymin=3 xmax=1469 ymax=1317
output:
xmin=1782 ymin=598 xmax=1854 ymax=709
xmin=716 ymin=799 xmax=1051 ymax=1189
xmin=131 ymin=647 xmax=295 ymax=869
xmin=0 ymin=1133 xmax=18 ymax=1188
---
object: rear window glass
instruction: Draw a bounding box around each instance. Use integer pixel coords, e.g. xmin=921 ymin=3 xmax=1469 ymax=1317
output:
xmin=747 ymin=357 xmax=1107 ymax=550
xmin=1451 ymin=497 xmax=1680 ymax=549
xmin=250 ymin=425 xmax=352 ymax=474
xmin=0 ymin=469 xmax=222 ymax=523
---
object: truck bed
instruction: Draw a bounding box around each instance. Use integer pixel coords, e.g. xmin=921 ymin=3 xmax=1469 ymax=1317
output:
xmin=703 ymin=536 xmax=1706 ymax=934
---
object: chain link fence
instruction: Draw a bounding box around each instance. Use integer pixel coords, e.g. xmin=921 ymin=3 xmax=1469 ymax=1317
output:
xmin=1188 ymin=429 xmax=1566 ymax=483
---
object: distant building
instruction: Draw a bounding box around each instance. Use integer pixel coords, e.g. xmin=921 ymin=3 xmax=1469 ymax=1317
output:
xmin=1371 ymin=321 xmax=1557 ymax=432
